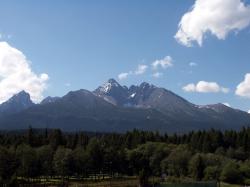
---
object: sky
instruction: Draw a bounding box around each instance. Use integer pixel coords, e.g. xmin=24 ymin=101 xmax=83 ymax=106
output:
xmin=0 ymin=0 xmax=250 ymax=111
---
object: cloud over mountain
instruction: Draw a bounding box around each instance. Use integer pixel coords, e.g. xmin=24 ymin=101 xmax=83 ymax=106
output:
xmin=0 ymin=42 xmax=49 ymax=103
xmin=236 ymin=73 xmax=250 ymax=98
xmin=183 ymin=81 xmax=229 ymax=93
xmin=152 ymin=56 xmax=173 ymax=69
xmin=134 ymin=64 xmax=148 ymax=75
xmin=118 ymin=72 xmax=130 ymax=80
xmin=175 ymin=0 xmax=250 ymax=46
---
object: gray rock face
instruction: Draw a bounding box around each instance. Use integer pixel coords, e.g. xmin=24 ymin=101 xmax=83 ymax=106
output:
xmin=93 ymin=79 xmax=129 ymax=105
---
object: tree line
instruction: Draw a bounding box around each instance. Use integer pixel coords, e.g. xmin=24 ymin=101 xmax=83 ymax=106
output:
xmin=0 ymin=127 xmax=250 ymax=185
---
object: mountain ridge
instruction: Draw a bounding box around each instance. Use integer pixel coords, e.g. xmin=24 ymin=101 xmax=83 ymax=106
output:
xmin=0 ymin=79 xmax=249 ymax=133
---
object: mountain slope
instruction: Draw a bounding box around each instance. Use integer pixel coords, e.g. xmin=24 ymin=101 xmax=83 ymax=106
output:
xmin=198 ymin=103 xmax=250 ymax=129
xmin=0 ymin=79 xmax=249 ymax=133
xmin=93 ymin=79 xmax=250 ymax=130
xmin=0 ymin=89 xmax=176 ymax=132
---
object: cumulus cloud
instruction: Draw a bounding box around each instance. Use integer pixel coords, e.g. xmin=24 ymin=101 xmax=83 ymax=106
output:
xmin=183 ymin=83 xmax=196 ymax=92
xmin=0 ymin=42 xmax=49 ymax=103
xmin=235 ymin=73 xmax=250 ymax=97
xmin=248 ymin=110 xmax=250 ymax=114
xmin=183 ymin=81 xmax=229 ymax=93
xmin=118 ymin=72 xmax=130 ymax=80
xmin=134 ymin=64 xmax=148 ymax=75
xmin=175 ymin=0 xmax=250 ymax=46
xmin=152 ymin=72 xmax=163 ymax=78
xmin=152 ymin=56 xmax=173 ymax=70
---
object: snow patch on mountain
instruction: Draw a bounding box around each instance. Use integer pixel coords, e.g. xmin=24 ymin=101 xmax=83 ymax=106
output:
xmin=130 ymin=93 xmax=136 ymax=98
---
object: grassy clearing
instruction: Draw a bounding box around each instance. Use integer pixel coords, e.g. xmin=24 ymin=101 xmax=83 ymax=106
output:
xmin=69 ymin=179 xmax=138 ymax=187
xmin=15 ymin=177 xmax=139 ymax=187
xmin=220 ymin=182 xmax=241 ymax=187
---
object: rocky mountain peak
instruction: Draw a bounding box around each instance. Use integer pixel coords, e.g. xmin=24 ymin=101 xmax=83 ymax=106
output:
xmin=95 ymin=78 xmax=122 ymax=94
xmin=0 ymin=90 xmax=34 ymax=115
xmin=139 ymin=82 xmax=156 ymax=91
xmin=40 ymin=96 xmax=60 ymax=105
xmin=6 ymin=91 xmax=33 ymax=105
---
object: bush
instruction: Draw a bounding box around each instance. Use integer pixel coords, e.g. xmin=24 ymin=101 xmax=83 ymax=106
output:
xmin=220 ymin=161 xmax=243 ymax=184
xmin=204 ymin=166 xmax=220 ymax=180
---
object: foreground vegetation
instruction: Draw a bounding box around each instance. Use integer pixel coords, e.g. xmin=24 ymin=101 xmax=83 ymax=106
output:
xmin=0 ymin=127 xmax=250 ymax=186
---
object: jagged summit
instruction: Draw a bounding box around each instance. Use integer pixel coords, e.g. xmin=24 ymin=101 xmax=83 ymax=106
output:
xmin=16 ymin=90 xmax=29 ymax=96
xmin=139 ymin=82 xmax=156 ymax=89
xmin=93 ymin=79 xmax=127 ymax=105
xmin=0 ymin=90 xmax=34 ymax=115
xmin=40 ymin=96 xmax=60 ymax=105
xmin=107 ymin=78 xmax=120 ymax=85
xmin=94 ymin=79 xmax=190 ymax=110
xmin=95 ymin=78 xmax=121 ymax=94
xmin=4 ymin=90 xmax=32 ymax=105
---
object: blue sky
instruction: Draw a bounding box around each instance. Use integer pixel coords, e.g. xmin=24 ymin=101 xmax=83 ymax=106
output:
xmin=0 ymin=0 xmax=250 ymax=111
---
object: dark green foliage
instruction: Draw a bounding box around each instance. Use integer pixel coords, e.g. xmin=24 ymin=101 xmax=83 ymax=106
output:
xmin=164 ymin=146 xmax=191 ymax=177
xmin=36 ymin=145 xmax=54 ymax=176
xmin=189 ymin=154 xmax=205 ymax=180
xmin=53 ymin=147 xmax=74 ymax=177
xmin=0 ymin=127 xmax=249 ymax=184
xmin=220 ymin=161 xmax=243 ymax=183
xmin=0 ymin=147 xmax=17 ymax=183
xmin=16 ymin=144 xmax=38 ymax=178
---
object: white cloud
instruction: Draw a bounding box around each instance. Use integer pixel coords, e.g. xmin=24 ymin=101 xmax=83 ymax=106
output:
xmin=189 ymin=62 xmax=197 ymax=67
xmin=152 ymin=56 xmax=173 ymax=70
xmin=118 ymin=55 xmax=172 ymax=79
xmin=235 ymin=73 xmax=250 ymax=98
xmin=0 ymin=42 xmax=49 ymax=103
xmin=118 ymin=64 xmax=148 ymax=80
xmin=223 ymin=102 xmax=231 ymax=107
xmin=183 ymin=83 xmax=196 ymax=92
xmin=135 ymin=64 xmax=148 ymax=75
xmin=183 ymin=81 xmax=229 ymax=93
xmin=248 ymin=110 xmax=250 ymax=114
xmin=118 ymin=72 xmax=129 ymax=80
xmin=175 ymin=0 xmax=250 ymax=46
xmin=152 ymin=72 xmax=163 ymax=78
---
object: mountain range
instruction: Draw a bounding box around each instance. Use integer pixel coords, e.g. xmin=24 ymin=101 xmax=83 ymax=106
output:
xmin=0 ymin=78 xmax=249 ymax=133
